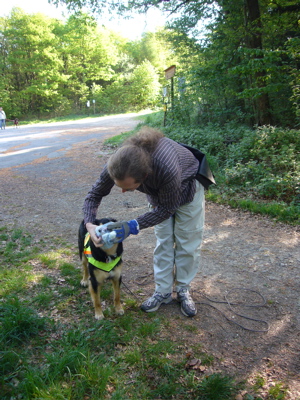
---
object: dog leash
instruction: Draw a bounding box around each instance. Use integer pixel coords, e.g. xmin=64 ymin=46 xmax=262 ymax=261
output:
xmin=122 ymin=277 xmax=269 ymax=332
xmin=195 ymin=288 xmax=270 ymax=332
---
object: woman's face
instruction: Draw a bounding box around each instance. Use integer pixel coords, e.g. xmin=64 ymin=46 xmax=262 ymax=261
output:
xmin=114 ymin=176 xmax=141 ymax=193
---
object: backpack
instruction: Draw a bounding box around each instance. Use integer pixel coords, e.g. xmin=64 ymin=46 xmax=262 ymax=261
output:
xmin=178 ymin=143 xmax=216 ymax=190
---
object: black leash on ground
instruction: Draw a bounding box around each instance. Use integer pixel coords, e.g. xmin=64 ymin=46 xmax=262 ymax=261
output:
xmin=121 ymin=277 xmax=269 ymax=333
xmin=195 ymin=288 xmax=270 ymax=333
xmin=121 ymin=279 xmax=141 ymax=301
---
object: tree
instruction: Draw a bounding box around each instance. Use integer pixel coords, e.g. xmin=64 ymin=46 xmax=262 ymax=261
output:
xmin=0 ymin=8 xmax=65 ymax=117
xmin=128 ymin=60 xmax=161 ymax=108
xmin=54 ymin=12 xmax=120 ymax=112
xmin=49 ymin=0 xmax=299 ymax=127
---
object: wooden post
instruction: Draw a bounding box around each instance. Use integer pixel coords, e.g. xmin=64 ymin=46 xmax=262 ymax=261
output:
xmin=170 ymin=76 xmax=174 ymax=109
xmin=163 ymin=103 xmax=167 ymax=126
xmin=164 ymin=65 xmax=176 ymax=110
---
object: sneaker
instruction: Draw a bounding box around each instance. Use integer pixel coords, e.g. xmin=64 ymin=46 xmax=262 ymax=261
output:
xmin=141 ymin=291 xmax=172 ymax=312
xmin=177 ymin=288 xmax=197 ymax=317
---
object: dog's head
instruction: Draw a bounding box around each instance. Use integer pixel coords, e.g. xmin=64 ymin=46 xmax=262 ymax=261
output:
xmin=94 ymin=217 xmax=117 ymax=226
xmin=91 ymin=218 xmax=123 ymax=257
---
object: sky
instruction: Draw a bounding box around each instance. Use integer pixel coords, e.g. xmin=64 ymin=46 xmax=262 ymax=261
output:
xmin=1 ymin=0 xmax=168 ymax=40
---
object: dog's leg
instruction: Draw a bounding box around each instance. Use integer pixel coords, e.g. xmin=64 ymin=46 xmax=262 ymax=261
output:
xmin=80 ymin=254 xmax=89 ymax=287
xmin=89 ymin=281 xmax=104 ymax=320
xmin=112 ymin=268 xmax=124 ymax=316
xmin=89 ymin=270 xmax=105 ymax=320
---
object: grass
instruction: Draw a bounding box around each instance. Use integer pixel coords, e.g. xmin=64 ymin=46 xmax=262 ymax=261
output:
xmin=206 ymin=191 xmax=300 ymax=225
xmin=195 ymin=373 xmax=236 ymax=399
xmin=0 ymin=227 xmax=286 ymax=400
xmin=0 ymin=226 xmax=290 ymax=399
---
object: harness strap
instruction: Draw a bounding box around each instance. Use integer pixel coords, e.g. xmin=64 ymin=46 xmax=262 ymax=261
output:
xmin=84 ymin=233 xmax=121 ymax=272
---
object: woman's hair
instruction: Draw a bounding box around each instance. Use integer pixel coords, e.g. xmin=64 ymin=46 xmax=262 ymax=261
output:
xmin=107 ymin=126 xmax=164 ymax=182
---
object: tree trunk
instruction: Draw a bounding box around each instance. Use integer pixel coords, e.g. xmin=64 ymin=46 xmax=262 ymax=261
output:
xmin=244 ymin=0 xmax=273 ymax=125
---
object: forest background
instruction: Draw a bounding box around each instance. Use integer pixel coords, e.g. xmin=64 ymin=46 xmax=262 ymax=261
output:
xmin=0 ymin=0 xmax=299 ymax=223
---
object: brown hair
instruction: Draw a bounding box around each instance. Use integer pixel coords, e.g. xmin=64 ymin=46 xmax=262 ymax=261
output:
xmin=107 ymin=126 xmax=164 ymax=182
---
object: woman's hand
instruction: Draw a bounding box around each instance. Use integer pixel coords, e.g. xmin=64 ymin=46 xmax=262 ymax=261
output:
xmin=85 ymin=222 xmax=103 ymax=247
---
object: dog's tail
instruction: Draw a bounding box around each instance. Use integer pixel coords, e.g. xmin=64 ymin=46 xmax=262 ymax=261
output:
xmin=78 ymin=220 xmax=87 ymax=260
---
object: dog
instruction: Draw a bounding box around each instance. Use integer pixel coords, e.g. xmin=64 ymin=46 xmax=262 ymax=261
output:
xmin=14 ymin=118 xmax=19 ymax=128
xmin=78 ymin=218 xmax=124 ymax=320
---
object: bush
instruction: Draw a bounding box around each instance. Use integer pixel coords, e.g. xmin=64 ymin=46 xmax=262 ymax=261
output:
xmin=225 ymin=126 xmax=300 ymax=203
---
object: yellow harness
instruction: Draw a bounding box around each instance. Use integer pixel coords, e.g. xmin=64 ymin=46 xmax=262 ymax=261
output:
xmin=84 ymin=233 xmax=121 ymax=272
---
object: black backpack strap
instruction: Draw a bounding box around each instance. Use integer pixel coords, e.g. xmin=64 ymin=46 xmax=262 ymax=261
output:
xmin=178 ymin=143 xmax=216 ymax=190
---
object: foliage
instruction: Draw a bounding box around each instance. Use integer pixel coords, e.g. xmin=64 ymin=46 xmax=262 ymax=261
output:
xmin=127 ymin=60 xmax=161 ymax=109
xmin=0 ymin=9 xmax=66 ymax=118
xmin=88 ymin=0 xmax=300 ymax=128
xmin=224 ymin=126 xmax=300 ymax=203
xmin=0 ymin=9 xmax=173 ymax=119
xmin=2 ymin=0 xmax=300 ymax=127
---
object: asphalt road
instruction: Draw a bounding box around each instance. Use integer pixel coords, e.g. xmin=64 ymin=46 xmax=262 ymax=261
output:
xmin=0 ymin=113 xmax=143 ymax=169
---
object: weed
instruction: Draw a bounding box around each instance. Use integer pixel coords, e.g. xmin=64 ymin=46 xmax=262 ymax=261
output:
xmin=123 ymin=297 xmax=138 ymax=308
xmin=195 ymin=373 xmax=236 ymax=400
xmin=123 ymin=348 xmax=143 ymax=365
xmin=137 ymin=319 xmax=160 ymax=337
xmin=253 ymin=375 xmax=265 ymax=391
xmin=184 ymin=323 xmax=198 ymax=333
xmin=200 ymin=353 xmax=214 ymax=366
xmin=0 ymin=227 xmax=36 ymax=266
xmin=32 ymin=292 xmax=56 ymax=307
xmin=59 ymin=262 xmax=78 ymax=276
xmin=268 ymin=382 xmax=288 ymax=400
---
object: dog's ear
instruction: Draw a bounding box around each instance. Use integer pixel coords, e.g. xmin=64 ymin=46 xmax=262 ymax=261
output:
xmin=96 ymin=218 xmax=117 ymax=225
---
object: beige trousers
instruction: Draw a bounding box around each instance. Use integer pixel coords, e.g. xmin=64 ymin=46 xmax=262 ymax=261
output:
xmin=153 ymin=180 xmax=205 ymax=294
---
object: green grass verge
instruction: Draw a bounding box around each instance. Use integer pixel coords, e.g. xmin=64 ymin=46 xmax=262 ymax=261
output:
xmin=206 ymin=191 xmax=300 ymax=225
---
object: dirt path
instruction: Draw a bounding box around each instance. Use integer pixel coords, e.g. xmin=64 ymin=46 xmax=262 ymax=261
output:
xmin=0 ymin=126 xmax=299 ymax=399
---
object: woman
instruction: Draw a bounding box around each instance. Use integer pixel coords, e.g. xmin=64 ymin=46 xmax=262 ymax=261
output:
xmin=83 ymin=126 xmax=205 ymax=317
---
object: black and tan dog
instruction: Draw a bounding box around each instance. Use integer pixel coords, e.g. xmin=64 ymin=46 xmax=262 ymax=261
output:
xmin=78 ymin=218 xmax=124 ymax=320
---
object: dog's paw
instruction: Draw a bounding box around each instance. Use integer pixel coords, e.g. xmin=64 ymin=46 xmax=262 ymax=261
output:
xmin=80 ymin=279 xmax=88 ymax=287
xmin=95 ymin=312 xmax=104 ymax=320
xmin=115 ymin=307 xmax=124 ymax=316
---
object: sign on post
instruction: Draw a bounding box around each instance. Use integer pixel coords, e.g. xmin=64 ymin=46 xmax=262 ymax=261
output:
xmin=164 ymin=65 xmax=176 ymax=80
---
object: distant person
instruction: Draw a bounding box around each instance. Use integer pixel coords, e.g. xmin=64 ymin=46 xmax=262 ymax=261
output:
xmin=0 ymin=107 xmax=6 ymax=130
